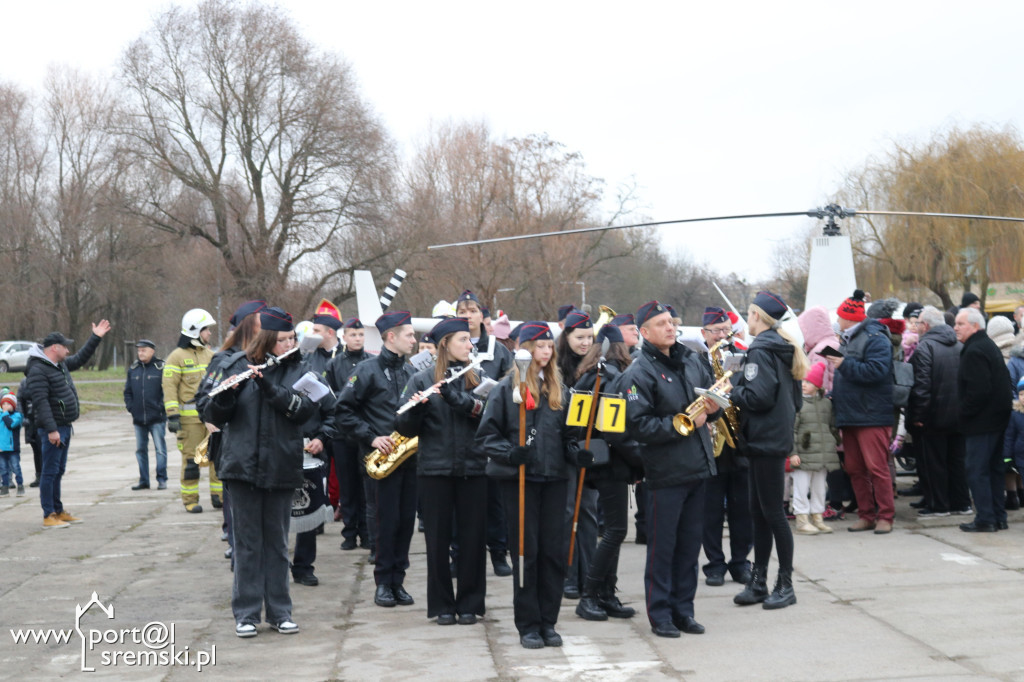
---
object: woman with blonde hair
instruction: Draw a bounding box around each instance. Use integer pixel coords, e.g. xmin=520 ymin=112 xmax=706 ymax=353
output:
xmin=729 ymin=291 xmax=808 ymax=611
xmin=476 ymin=322 xmax=590 ymax=649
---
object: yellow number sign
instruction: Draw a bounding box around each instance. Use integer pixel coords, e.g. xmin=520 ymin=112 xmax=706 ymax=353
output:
xmin=596 ymin=397 xmax=626 ymax=433
xmin=566 ymin=393 xmax=593 ymax=427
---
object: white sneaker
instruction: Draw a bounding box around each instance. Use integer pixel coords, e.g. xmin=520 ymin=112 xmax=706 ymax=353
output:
xmin=272 ymin=620 xmax=299 ymax=634
xmin=235 ymin=623 xmax=257 ymax=638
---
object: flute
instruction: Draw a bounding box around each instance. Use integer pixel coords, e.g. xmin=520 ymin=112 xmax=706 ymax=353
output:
xmin=395 ymin=358 xmax=483 ymax=415
xmin=208 ymin=346 xmax=300 ymax=397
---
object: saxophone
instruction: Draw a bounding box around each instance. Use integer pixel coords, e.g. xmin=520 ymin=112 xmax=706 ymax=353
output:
xmin=364 ymin=433 xmax=419 ymax=480
xmin=709 ymin=333 xmax=741 ymax=456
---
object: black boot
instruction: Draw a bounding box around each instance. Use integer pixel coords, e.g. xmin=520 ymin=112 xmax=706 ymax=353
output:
xmin=597 ymin=577 xmax=636 ymax=618
xmin=763 ymin=569 xmax=796 ymax=610
xmin=1006 ymin=491 xmax=1021 ymax=511
xmin=575 ymin=594 xmax=608 ymax=621
xmin=490 ymin=550 xmax=512 ymax=577
xmin=733 ymin=564 xmax=769 ymax=606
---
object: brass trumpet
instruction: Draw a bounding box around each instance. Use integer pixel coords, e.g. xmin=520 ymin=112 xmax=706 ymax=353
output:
xmin=672 ymin=372 xmax=734 ymax=436
xmin=592 ymin=305 xmax=616 ymax=337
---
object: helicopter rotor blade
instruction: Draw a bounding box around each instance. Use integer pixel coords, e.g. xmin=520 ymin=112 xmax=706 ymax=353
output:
xmin=852 ymin=209 xmax=1024 ymax=223
xmin=426 ymin=211 xmax=812 ymax=250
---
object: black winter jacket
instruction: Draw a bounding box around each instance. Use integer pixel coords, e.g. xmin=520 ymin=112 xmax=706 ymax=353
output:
xmin=621 ymin=340 xmax=717 ymax=489
xmin=958 ymin=329 xmax=1012 ymax=435
xmin=730 ymin=329 xmax=802 ymax=457
xmin=305 ymin=344 xmax=341 ymax=390
xmin=474 ymin=330 xmax=513 ymax=383
xmin=476 ymin=375 xmax=579 ymax=480
xmin=124 ymin=358 xmax=166 ymax=425
xmin=908 ymin=325 xmax=961 ymax=428
xmin=202 ymin=351 xmax=317 ymax=490
xmin=17 ymin=376 xmax=37 ymax=444
xmin=25 ymin=333 xmax=102 ymax=432
xmin=395 ymin=363 xmax=487 ymax=477
xmin=575 ymin=364 xmax=640 ymax=483
xmin=832 ymin=319 xmax=894 ymax=428
xmin=336 ymin=347 xmax=414 ymax=453
xmin=327 ymin=347 xmax=371 ymax=393
xmin=299 ymin=352 xmax=339 ymax=445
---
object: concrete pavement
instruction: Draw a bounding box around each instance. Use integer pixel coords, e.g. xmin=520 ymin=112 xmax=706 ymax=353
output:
xmin=2 ymin=411 xmax=1024 ymax=680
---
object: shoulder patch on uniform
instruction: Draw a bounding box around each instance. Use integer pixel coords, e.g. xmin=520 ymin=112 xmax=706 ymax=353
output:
xmin=744 ymin=363 xmax=759 ymax=381
xmin=626 ymin=384 xmax=639 ymax=401
xmin=348 ymin=375 xmax=357 ymax=384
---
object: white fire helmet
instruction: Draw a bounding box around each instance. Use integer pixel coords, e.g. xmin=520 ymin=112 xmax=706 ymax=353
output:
xmin=181 ymin=308 xmax=216 ymax=338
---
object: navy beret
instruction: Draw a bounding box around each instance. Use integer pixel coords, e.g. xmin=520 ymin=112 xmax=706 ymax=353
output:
xmin=702 ymin=306 xmax=729 ymax=326
xmin=519 ymin=321 xmax=554 ymax=343
xmin=557 ymin=304 xmax=575 ymax=321
xmin=430 ymin=316 xmax=470 ymax=342
xmin=509 ymin=323 xmax=524 ymax=341
xmin=312 ymin=314 xmax=343 ymax=331
xmin=637 ymin=301 xmax=670 ymax=326
xmin=611 ymin=313 xmax=635 ymax=327
xmin=375 ymin=311 xmax=412 ymax=334
xmin=564 ymin=310 xmax=593 ymax=330
xmin=229 ymin=300 xmax=267 ymax=327
xmin=260 ymin=306 xmax=294 ymax=332
xmin=753 ymin=290 xmax=788 ymax=320
xmin=596 ymin=324 xmax=623 ymax=344
xmin=343 ymin=317 xmax=364 ymax=330
xmin=456 ymin=290 xmax=479 ymax=306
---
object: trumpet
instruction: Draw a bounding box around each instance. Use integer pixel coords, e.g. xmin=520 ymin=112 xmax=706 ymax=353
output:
xmin=207 ymin=346 xmax=300 ymax=397
xmin=673 ymin=372 xmax=734 ymax=436
xmin=592 ymin=305 xmax=616 ymax=337
xmin=395 ymin=357 xmax=484 ymax=415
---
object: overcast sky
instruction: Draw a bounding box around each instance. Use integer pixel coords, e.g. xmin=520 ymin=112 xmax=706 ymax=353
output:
xmin=3 ymin=1 xmax=1023 ymax=281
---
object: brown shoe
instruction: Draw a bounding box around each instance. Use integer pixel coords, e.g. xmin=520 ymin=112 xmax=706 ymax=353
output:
xmin=847 ymin=518 xmax=876 ymax=532
xmin=873 ymin=520 xmax=893 ymax=534
xmin=43 ymin=513 xmax=70 ymax=529
xmin=57 ymin=510 xmax=82 ymax=524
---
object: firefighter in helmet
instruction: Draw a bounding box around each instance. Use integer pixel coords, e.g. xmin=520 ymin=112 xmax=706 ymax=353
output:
xmin=163 ymin=308 xmax=219 ymax=513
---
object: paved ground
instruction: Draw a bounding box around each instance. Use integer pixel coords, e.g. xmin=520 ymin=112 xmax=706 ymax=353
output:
xmin=2 ymin=411 xmax=1024 ymax=681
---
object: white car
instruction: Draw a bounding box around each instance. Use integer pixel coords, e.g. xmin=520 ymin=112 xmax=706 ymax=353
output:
xmin=0 ymin=340 xmax=40 ymax=373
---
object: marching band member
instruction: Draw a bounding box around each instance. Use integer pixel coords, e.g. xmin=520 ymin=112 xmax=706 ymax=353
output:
xmin=730 ymin=291 xmax=808 ymax=611
xmin=699 ymin=307 xmax=753 ymax=587
xmin=396 ymin=317 xmax=487 ymax=625
xmin=456 ymin=289 xmax=514 ymax=577
xmin=573 ymin=324 xmax=640 ymax=622
xmin=336 ymin=311 xmax=418 ymax=608
xmin=290 ymin=304 xmax=342 ymax=587
xmin=557 ymin=310 xmax=597 ymax=600
xmin=202 ymin=307 xmax=317 ymax=638
xmin=329 ymin=318 xmax=373 ymax=553
xmin=476 ymin=322 xmax=589 ymax=649
xmin=621 ymin=301 xmax=719 ymax=638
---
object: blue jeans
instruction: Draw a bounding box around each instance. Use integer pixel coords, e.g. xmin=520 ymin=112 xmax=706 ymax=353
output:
xmin=134 ymin=422 xmax=168 ymax=486
xmin=39 ymin=426 xmax=72 ymax=518
xmin=0 ymin=451 xmax=22 ymax=486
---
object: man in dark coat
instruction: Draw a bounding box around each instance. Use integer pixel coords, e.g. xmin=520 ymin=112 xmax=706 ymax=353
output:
xmin=123 ymin=340 xmax=167 ymax=490
xmin=27 ymin=321 xmax=110 ymax=528
xmin=954 ymin=307 xmax=1013 ymax=532
xmin=621 ymin=301 xmax=718 ymax=638
xmin=908 ymin=306 xmax=969 ymax=516
xmin=827 ymin=290 xmax=895 ymax=534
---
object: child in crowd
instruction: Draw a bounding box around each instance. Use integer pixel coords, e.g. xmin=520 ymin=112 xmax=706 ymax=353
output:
xmin=0 ymin=393 xmax=24 ymax=495
xmin=1003 ymin=378 xmax=1024 ymax=510
xmin=789 ymin=362 xmax=840 ymax=535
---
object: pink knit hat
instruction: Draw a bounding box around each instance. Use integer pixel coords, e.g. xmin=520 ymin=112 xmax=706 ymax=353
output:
xmin=491 ymin=314 xmax=512 ymax=340
xmin=805 ymin=361 xmax=826 ymax=389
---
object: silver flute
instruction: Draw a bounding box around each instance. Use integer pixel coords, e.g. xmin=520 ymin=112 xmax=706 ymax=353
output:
xmin=395 ymin=357 xmax=484 ymax=415
xmin=208 ymin=346 xmax=300 ymax=397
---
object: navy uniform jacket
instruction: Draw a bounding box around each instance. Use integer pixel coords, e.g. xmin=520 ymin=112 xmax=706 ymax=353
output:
xmin=336 ymin=347 xmax=413 ymax=454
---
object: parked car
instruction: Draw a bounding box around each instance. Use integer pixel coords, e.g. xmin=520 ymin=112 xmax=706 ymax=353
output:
xmin=0 ymin=340 xmax=40 ymax=373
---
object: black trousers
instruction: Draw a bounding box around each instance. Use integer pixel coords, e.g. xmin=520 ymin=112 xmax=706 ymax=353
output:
xmin=333 ymin=440 xmax=367 ymax=543
xmin=634 ymin=481 xmax=648 ymax=537
xmin=564 ymin=468 xmax=598 ymax=590
xmin=487 ymin=478 xmax=508 ymax=554
xmin=292 ymin=527 xmax=318 ymax=578
xmin=584 ymin=478 xmax=629 ymax=592
xmin=501 ymin=478 xmax=568 ymax=635
xmin=374 ymin=463 xmax=417 ymax=586
xmin=644 ymin=480 xmax=704 ymax=626
xmin=226 ymin=482 xmax=293 ymax=625
xmin=701 ymin=466 xmax=753 ymax=578
xmin=918 ymin=429 xmax=969 ymax=513
xmin=748 ymin=456 xmax=794 ymax=572
xmin=420 ymin=475 xmax=487 ymax=618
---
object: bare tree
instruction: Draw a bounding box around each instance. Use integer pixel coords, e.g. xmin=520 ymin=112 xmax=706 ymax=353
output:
xmin=118 ymin=0 xmax=397 ymax=299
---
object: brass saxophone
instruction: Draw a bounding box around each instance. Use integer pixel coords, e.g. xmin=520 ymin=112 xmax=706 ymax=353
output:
xmin=709 ymin=333 xmax=741 ymax=456
xmin=364 ymin=433 xmax=419 ymax=480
